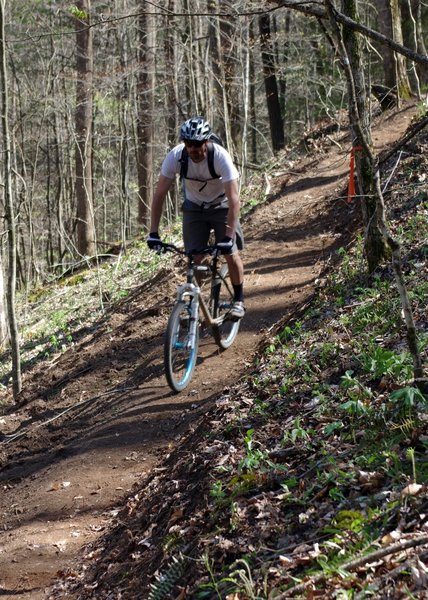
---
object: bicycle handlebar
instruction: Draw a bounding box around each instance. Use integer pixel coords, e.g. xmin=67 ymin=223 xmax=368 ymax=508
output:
xmin=155 ymin=241 xmax=221 ymax=258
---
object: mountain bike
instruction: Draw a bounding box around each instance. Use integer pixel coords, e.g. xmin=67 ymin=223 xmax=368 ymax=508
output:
xmin=157 ymin=242 xmax=241 ymax=393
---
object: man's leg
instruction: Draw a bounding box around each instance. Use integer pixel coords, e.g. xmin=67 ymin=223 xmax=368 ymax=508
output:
xmin=225 ymin=252 xmax=244 ymax=287
xmin=226 ymin=252 xmax=245 ymax=318
xmin=211 ymin=209 xmax=246 ymax=317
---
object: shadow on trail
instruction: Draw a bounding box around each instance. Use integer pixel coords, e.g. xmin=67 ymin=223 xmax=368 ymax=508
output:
xmin=283 ymin=172 xmax=347 ymax=195
xmin=0 ymin=156 xmax=360 ymax=510
xmin=0 ymin=587 xmax=42 ymax=597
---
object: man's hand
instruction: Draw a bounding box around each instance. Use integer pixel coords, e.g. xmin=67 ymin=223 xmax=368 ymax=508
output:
xmin=147 ymin=232 xmax=162 ymax=250
xmin=216 ymin=236 xmax=234 ymax=255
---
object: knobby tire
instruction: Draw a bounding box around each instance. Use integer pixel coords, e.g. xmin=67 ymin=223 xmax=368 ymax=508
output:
xmin=212 ymin=265 xmax=240 ymax=349
xmin=164 ymin=300 xmax=199 ymax=392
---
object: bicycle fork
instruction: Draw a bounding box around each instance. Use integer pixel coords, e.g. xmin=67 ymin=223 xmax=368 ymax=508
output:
xmin=175 ymin=283 xmax=200 ymax=350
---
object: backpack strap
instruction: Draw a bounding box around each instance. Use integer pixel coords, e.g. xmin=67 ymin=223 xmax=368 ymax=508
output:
xmin=206 ymin=142 xmax=220 ymax=179
xmin=179 ymin=141 xmax=220 ymax=181
xmin=179 ymin=147 xmax=189 ymax=180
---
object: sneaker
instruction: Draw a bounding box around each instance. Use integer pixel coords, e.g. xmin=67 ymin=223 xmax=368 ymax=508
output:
xmin=230 ymin=301 xmax=246 ymax=320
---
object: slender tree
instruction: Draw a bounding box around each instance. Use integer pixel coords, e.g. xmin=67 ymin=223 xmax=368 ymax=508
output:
xmin=326 ymin=0 xmax=424 ymax=382
xmin=0 ymin=0 xmax=21 ymax=397
xmin=374 ymin=0 xmax=411 ymax=97
xmin=74 ymin=0 xmax=96 ymax=256
xmin=331 ymin=0 xmax=390 ymax=271
xmin=258 ymin=12 xmax=285 ymax=152
xmin=136 ymin=2 xmax=155 ymax=230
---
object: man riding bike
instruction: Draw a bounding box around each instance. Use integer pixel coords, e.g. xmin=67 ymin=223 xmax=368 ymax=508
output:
xmin=147 ymin=116 xmax=245 ymax=320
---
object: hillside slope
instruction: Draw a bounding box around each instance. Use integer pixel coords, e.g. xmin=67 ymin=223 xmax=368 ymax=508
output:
xmin=0 ymin=102 xmax=422 ymax=599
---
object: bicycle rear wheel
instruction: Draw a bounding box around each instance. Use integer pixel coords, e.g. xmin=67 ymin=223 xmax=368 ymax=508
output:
xmin=212 ymin=265 xmax=240 ymax=350
xmin=164 ymin=300 xmax=199 ymax=392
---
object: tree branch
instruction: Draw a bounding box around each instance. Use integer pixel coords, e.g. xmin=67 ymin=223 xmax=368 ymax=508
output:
xmin=269 ymin=0 xmax=428 ymax=66
xmin=276 ymin=534 xmax=428 ymax=598
xmin=380 ymin=113 xmax=428 ymax=165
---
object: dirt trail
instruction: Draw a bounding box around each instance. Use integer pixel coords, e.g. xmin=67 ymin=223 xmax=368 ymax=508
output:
xmin=0 ymin=104 xmax=418 ymax=599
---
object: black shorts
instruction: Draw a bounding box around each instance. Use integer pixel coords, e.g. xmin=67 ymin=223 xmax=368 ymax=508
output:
xmin=182 ymin=205 xmax=244 ymax=254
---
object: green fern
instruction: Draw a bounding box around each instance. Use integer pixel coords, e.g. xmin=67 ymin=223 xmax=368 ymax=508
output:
xmin=390 ymin=417 xmax=416 ymax=433
xmin=148 ymin=553 xmax=188 ymax=600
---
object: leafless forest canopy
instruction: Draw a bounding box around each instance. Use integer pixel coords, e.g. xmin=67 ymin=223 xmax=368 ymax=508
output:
xmin=1 ymin=0 xmax=427 ymax=285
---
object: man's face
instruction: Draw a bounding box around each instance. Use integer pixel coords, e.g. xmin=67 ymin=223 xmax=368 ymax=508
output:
xmin=183 ymin=140 xmax=207 ymax=163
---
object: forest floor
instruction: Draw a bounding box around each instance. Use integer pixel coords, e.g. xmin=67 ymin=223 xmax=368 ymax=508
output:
xmin=0 ymin=101 xmax=421 ymax=599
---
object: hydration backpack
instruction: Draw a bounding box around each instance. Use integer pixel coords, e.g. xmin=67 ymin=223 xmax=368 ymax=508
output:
xmin=179 ymin=133 xmax=225 ymax=181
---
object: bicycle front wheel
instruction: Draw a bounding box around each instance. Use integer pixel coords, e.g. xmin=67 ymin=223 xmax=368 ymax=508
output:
xmin=212 ymin=265 xmax=240 ymax=350
xmin=164 ymin=300 xmax=199 ymax=392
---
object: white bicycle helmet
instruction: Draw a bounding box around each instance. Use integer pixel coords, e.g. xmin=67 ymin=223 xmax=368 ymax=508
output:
xmin=180 ymin=116 xmax=211 ymax=141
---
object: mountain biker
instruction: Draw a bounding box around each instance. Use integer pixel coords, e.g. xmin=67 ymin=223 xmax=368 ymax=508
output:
xmin=147 ymin=116 xmax=245 ymax=320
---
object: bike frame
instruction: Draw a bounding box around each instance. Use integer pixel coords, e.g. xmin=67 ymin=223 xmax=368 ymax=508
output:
xmin=175 ymin=252 xmax=227 ymax=338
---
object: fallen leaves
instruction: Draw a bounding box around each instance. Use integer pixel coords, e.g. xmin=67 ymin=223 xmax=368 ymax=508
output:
xmin=401 ymin=482 xmax=423 ymax=498
xmin=48 ymin=481 xmax=71 ymax=492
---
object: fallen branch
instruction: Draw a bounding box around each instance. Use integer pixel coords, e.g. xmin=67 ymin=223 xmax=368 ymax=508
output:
xmin=276 ymin=534 xmax=428 ymax=598
xmin=380 ymin=113 xmax=428 ymax=165
xmin=354 ymin=550 xmax=428 ymax=599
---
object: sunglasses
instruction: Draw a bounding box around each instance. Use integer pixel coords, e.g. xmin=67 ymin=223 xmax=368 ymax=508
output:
xmin=183 ymin=140 xmax=205 ymax=148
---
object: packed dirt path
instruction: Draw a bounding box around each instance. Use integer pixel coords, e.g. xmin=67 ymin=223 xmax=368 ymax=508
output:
xmin=0 ymin=103 xmax=418 ymax=599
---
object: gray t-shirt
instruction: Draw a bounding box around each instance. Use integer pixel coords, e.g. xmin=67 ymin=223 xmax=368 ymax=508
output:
xmin=161 ymin=142 xmax=239 ymax=207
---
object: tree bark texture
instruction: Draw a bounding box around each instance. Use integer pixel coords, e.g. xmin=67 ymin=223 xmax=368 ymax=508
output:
xmin=136 ymin=2 xmax=155 ymax=230
xmin=327 ymin=0 xmax=424 ymax=379
xmin=338 ymin=0 xmax=390 ymax=272
xmin=258 ymin=12 xmax=285 ymax=152
xmin=75 ymin=0 xmax=96 ymax=256
xmin=0 ymin=0 xmax=21 ymax=397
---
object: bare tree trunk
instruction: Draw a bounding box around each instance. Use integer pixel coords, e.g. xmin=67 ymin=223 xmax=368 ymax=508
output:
xmin=258 ymin=13 xmax=285 ymax=152
xmin=326 ymin=0 xmax=424 ymax=383
xmin=164 ymin=0 xmax=179 ymax=217
xmin=240 ymin=14 xmax=251 ymax=184
xmin=136 ymin=3 xmax=155 ymax=230
xmin=374 ymin=0 xmax=397 ymax=90
xmin=374 ymin=0 xmax=412 ymax=97
xmin=74 ymin=0 xmax=96 ymax=257
xmin=390 ymin=0 xmax=412 ymax=98
xmin=0 ymin=251 xmax=6 ymax=350
xmin=249 ymin=19 xmax=257 ymax=163
xmin=401 ymin=0 xmax=427 ymax=94
xmin=413 ymin=0 xmax=428 ymax=87
xmin=336 ymin=0 xmax=389 ymax=272
xmin=207 ymin=0 xmax=234 ymax=150
xmin=219 ymin=1 xmax=240 ymax=144
xmin=0 ymin=0 xmax=21 ymax=398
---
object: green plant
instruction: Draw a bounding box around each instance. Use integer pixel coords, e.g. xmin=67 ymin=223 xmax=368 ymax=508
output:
xmin=323 ymin=420 xmax=344 ymax=436
xmin=228 ymin=559 xmax=265 ymax=599
xmin=148 ymin=553 xmax=188 ymax=600
xmin=360 ymin=345 xmax=413 ymax=380
xmin=316 ymin=553 xmax=352 ymax=580
xmin=280 ymin=477 xmax=299 ymax=495
xmin=253 ymin=398 xmax=270 ymax=416
xmin=340 ymin=371 xmax=373 ymax=404
xmin=238 ymin=429 xmax=266 ymax=473
xmin=382 ymin=449 xmax=404 ymax=481
xmin=329 ymin=486 xmax=346 ymax=502
xmin=69 ymin=5 xmax=89 ymax=20
xmin=406 ymin=447 xmax=417 ymax=483
xmin=197 ymin=556 xmax=266 ymax=599
xmin=336 ymin=246 xmax=358 ymax=280
xmin=277 ymin=321 xmax=302 ymax=344
xmin=283 ymin=416 xmax=311 ymax=445
xmin=389 ymin=386 xmax=427 ymax=414
xmin=332 ymin=510 xmax=366 ymax=532
xmin=210 ymin=480 xmax=227 ymax=503
xmin=197 ymin=553 xmax=227 ymax=599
